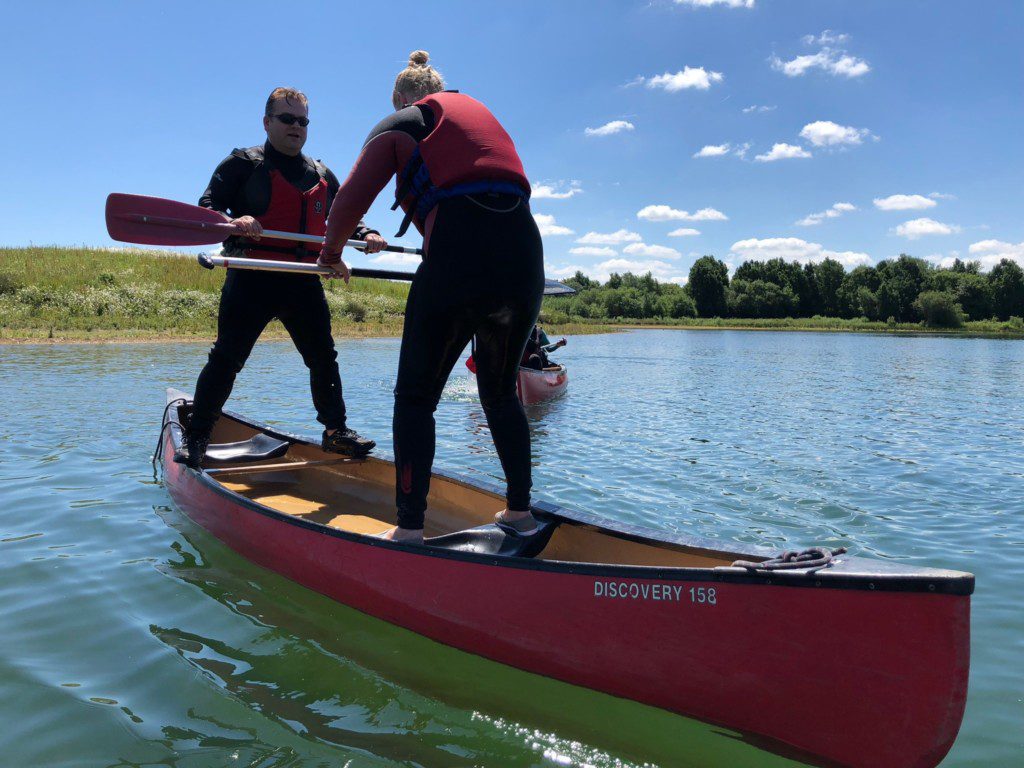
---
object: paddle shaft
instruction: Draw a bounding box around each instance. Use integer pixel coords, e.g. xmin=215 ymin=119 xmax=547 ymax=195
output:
xmin=121 ymin=212 xmax=421 ymax=255
xmin=197 ymin=254 xmax=576 ymax=296
xmin=198 ymin=253 xmax=415 ymax=281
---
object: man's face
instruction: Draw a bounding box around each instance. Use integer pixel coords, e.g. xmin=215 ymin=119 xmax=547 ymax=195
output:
xmin=263 ymin=98 xmax=309 ymax=156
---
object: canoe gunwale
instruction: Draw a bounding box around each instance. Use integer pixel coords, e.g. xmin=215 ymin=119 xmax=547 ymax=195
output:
xmin=163 ymin=390 xmax=975 ymax=597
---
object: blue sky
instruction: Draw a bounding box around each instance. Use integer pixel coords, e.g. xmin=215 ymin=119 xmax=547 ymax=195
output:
xmin=3 ymin=0 xmax=1022 ymax=282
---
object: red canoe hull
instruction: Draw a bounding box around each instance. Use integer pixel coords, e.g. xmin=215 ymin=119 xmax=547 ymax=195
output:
xmin=517 ymin=365 xmax=569 ymax=405
xmin=161 ymin=428 xmax=969 ymax=768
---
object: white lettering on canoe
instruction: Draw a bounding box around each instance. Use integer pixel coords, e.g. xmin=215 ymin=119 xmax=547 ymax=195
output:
xmin=593 ymin=581 xmax=698 ymax=603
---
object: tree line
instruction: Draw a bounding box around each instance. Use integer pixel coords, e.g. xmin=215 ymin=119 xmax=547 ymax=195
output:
xmin=550 ymin=255 xmax=1024 ymax=327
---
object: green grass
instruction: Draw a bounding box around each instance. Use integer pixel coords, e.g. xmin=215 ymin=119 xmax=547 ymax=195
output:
xmin=0 ymin=246 xmax=409 ymax=340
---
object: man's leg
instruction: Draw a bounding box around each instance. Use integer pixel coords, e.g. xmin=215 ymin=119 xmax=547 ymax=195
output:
xmin=179 ymin=271 xmax=273 ymax=466
xmin=279 ymin=277 xmax=374 ymax=455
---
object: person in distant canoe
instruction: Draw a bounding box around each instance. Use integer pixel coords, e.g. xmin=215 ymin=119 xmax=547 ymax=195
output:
xmin=521 ymin=324 xmax=567 ymax=370
xmin=318 ymin=51 xmax=544 ymax=544
xmin=174 ymin=86 xmax=385 ymax=468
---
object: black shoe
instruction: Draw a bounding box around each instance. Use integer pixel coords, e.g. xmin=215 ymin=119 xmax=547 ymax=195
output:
xmin=173 ymin=432 xmax=209 ymax=468
xmin=322 ymin=428 xmax=375 ymax=456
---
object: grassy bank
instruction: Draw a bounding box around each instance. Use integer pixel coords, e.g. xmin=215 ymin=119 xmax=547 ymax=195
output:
xmin=0 ymin=246 xmax=411 ymax=341
xmin=2 ymin=247 xmax=1021 ymax=342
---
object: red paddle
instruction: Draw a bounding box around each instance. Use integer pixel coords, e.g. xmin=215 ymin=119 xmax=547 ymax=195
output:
xmin=105 ymin=193 xmax=422 ymax=254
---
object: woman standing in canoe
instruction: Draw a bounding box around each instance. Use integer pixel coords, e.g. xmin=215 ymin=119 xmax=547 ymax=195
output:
xmin=319 ymin=51 xmax=544 ymax=544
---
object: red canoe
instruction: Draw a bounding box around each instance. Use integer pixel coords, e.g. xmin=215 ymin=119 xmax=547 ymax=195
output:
xmin=516 ymin=364 xmax=569 ymax=405
xmin=159 ymin=389 xmax=971 ymax=768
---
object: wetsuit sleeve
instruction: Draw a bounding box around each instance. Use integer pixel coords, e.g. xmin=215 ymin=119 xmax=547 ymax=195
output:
xmin=199 ymin=154 xmax=252 ymax=214
xmin=321 ymin=130 xmax=417 ymax=260
xmin=325 ymin=167 xmax=378 ymax=241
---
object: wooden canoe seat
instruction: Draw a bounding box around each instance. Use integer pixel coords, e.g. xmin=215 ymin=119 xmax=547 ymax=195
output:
xmin=428 ymin=519 xmax=557 ymax=558
xmin=205 ymin=434 xmax=290 ymax=465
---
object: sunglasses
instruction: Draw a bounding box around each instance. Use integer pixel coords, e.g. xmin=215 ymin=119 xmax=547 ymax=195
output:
xmin=273 ymin=113 xmax=310 ymax=127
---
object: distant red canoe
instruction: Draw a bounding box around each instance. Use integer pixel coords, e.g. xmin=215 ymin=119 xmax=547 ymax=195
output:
xmin=516 ymin=364 xmax=569 ymax=405
xmin=159 ymin=389 xmax=972 ymax=768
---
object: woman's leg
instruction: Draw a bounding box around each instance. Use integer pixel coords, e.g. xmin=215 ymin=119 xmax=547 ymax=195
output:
xmin=392 ymin=264 xmax=476 ymax=532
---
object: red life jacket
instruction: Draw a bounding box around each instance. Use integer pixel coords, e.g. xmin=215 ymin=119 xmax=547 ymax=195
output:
xmin=233 ymin=149 xmax=329 ymax=263
xmin=391 ymin=91 xmax=530 ymax=236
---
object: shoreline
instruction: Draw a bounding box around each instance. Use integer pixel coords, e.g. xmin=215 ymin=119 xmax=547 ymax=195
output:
xmin=4 ymin=321 xmax=1022 ymax=344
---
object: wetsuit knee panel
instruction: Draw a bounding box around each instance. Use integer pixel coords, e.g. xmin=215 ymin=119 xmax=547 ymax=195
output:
xmin=207 ymin=344 xmax=248 ymax=374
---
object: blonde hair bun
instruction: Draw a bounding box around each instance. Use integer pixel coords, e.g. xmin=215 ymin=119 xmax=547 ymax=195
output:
xmin=393 ymin=51 xmax=445 ymax=107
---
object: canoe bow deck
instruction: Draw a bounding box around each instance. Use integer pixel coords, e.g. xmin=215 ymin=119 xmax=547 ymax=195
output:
xmin=516 ymin=364 xmax=569 ymax=405
xmin=159 ymin=389 xmax=972 ymax=768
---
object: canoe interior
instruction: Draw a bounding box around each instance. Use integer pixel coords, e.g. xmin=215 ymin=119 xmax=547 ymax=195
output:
xmin=193 ymin=404 xmax=736 ymax=569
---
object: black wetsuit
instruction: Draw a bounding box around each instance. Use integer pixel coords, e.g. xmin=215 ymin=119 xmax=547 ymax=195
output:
xmin=188 ymin=142 xmax=375 ymax=440
xmin=393 ymin=193 xmax=544 ymax=527
xmin=321 ymin=101 xmax=543 ymax=528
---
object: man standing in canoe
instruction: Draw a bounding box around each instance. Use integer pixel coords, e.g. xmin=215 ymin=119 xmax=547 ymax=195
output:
xmin=174 ymin=87 xmax=384 ymax=468
xmin=318 ymin=51 xmax=544 ymax=544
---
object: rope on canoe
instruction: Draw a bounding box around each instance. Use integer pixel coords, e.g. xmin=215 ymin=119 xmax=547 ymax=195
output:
xmin=152 ymin=398 xmax=188 ymax=473
xmin=731 ymin=546 xmax=848 ymax=571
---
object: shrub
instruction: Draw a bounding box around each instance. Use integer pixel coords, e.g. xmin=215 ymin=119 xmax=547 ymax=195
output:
xmin=0 ymin=272 xmax=21 ymax=295
xmin=539 ymin=309 xmax=570 ymax=325
xmin=914 ymin=291 xmax=964 ymax=328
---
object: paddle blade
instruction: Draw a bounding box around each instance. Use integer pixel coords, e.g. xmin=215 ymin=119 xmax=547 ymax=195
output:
xmin=105 ymin=193 xmax=235 ymax=246
xmin=543 ymin=278 xmax=576 ymax=296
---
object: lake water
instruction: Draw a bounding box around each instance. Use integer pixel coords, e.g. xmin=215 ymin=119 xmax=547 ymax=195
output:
xmin=1 ymin=329 xmax=1021 ymax=767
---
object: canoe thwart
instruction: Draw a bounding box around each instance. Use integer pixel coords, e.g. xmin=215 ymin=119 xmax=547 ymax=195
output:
xmin=206 ymin=457 xmax=362 ymax=477
xmin=204 ymin=434 xmax=291 ymax=465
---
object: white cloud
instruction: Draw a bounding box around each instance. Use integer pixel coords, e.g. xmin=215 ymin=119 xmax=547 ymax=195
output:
xmin=800 ymin=120 xmax=872 ymax=147
xmin=730 ymin=237 xmax=872 ymax=268
xmin=771 ymin=49 xmax=870 ymax=78
xmin=796 ymin=201 xmax=857 ymax=226
xmin=675 ymin=0 xmax=755 ymax=7
xmin=893 ymin=218 xmax=961 ymax=239
xmin=754 ymin=143 xmax=811 ymax=162
xmin=644 ymin=67 xmax=725 ymax=92
xmin=743 ymin=105 xmax=776 ymax=114
xmin=929 ymin=192 xmax=956 ymax=200
xmin=531 ymin=180 xmax=583 ymax=200
xmin=584 ymin=120 xmax=635 ymax=137
xmin=734 ymin=142 xmax=752 ymax=159
xmin=637 ymin=205 xmax=728 ymax=222
xmin=668 ymin=227 xmax=701 ymax=237
xmin=370 ymin=252 xmax=421 ymax=266
xmin=623 ymin=243 xmax=683 ymax=259
xmin=693 ymin=143 xmax=731 ymax=158
xmin=873 ymin=194 xmax=937 ymax=211
xmin=533 ymin=213 xmax=574 ymax=236
xmin=802 ymin=30 xmax=850 ymax=46
xmin=546 ymin=264 xmax=590 ymax=278
xmin=569 ymin=246 xmax=617 ymax=257
xmin=576 ymin=229 xmax=642 ymax=245
xmin=968 ymin=239 xmax=1024 ymax=270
